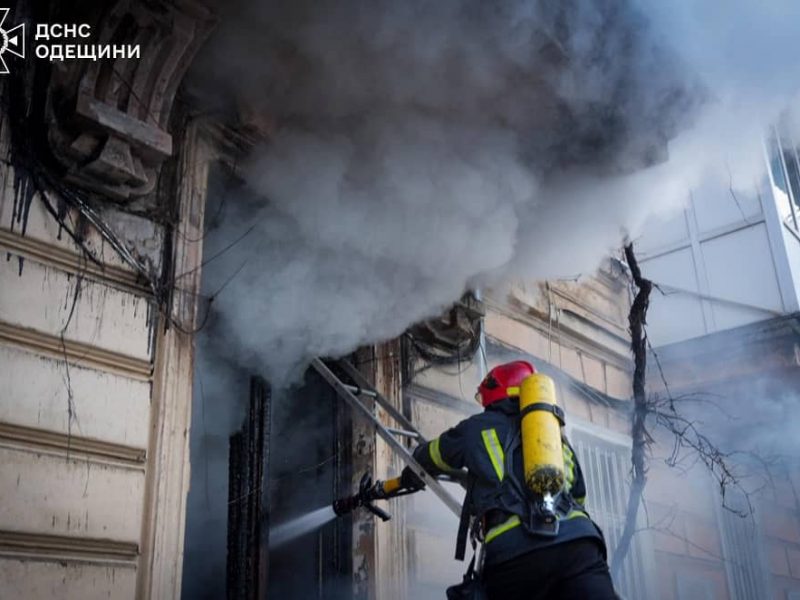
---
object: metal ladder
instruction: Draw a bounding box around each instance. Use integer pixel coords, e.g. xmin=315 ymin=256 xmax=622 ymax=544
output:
xmin=311 ymin=357 xmax=463 ymax=517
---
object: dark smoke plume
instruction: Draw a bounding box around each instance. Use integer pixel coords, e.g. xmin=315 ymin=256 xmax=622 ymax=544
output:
xmin=189 ymin=0 xmax=799 ymax=383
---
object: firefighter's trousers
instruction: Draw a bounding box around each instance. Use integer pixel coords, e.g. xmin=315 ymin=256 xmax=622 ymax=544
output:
xmin=482 ymin=538 xmax=619 ymax=600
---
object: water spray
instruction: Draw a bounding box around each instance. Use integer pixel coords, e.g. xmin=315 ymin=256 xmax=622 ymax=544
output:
xmin=270 ymin=506 xmax=339 ymax=549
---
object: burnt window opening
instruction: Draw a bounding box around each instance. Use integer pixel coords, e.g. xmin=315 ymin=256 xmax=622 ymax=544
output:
xmin=226 ymin=377 xmax=271 ymax=599
xmin=260 ymin=368 xmax=352 ymax=600
xmin=182 ymin=162 xmax=352 ymax=600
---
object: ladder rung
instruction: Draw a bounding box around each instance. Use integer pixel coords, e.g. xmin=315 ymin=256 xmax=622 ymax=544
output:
xmin=336 ymin=359 xmax=426 ymax=444
xmin=342 ymin=383 xmax=378 ymax=398
xmin=386 ymin=427 xmax=420 ymax=439
xmin=344 ymin=384 xmax=420 ymax=440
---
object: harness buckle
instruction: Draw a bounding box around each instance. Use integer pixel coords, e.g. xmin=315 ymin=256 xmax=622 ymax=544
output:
xmin=526 ymin=500 xmax=560 ymax=537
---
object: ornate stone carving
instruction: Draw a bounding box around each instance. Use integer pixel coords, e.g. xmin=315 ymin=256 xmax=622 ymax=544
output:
xmin=45 ymin=1 xmax=215 ymax=201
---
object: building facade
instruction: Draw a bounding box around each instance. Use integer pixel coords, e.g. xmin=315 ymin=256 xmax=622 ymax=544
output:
xmin=0 ymin=2 xmax=216 ymax=597
xmin=636 ymin=128 xmax=800 ymax=600
xmin=2 ymin=1 xmax=798 ymax=598
xmin=638 ymin=130 xmax=800 ymax=348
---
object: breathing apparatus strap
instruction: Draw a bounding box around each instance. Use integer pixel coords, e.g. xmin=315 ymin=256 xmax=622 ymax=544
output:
xmin=518 ymin=402 xmax=565 ymax=426
xmin=455 ymin=477 xmax=476 ymax=561
xmin=502 ymin=426 xmax=531 ymax=513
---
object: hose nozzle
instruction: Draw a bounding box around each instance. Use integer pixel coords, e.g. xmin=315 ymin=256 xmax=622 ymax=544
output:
xmin=332 ymin=472 xmax=397 ymax=521
xmin=331 ymin=493 xmax=361 ymax=518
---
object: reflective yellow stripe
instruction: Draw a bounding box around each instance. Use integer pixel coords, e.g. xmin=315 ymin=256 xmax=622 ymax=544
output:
xmin=565 ymin=509 xmax=588 ymax=520
xmin=563 ymin=444 xmax=576 ymax=492
xmin=575 ymin=496 xmax=586 ymax=506
xmin=429 ymin=437 xmax=457 ymax=472
xmin=486 ymin=510 xmax=587 ymax=544
xmin=481 ymin=428 xmax=505 ymax=482
xmin=485 ymin=515 xmax=521 ymax=543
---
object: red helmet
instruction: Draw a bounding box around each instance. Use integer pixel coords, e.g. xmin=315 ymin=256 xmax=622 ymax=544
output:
xmin=476 ymin=360 xmax=536 ymax=407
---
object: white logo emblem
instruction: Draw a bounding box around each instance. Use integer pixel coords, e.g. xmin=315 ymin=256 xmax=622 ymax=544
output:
xmin=0 ymin=9 xmax=25 ymax=75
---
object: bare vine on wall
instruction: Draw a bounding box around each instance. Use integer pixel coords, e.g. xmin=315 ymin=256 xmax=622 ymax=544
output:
xmin=611 ymin=243 xmax=653 ymax=577
xmin=610 ymin=243 xmax=759 ymax=578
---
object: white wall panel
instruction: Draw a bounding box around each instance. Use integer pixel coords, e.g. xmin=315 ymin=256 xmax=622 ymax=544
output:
xmin=782 ymin=227 xmax=800 ymax=306
xmin=0 ymin=173 xmax=134 ymax=273
xmin=0 ymin=447 xmax=144 ymax=542
xmin=636 ymin=209 xmax=690 ymax=256
xmin=410 ymin=529 xmax=464 ymax=588
xmin=639 ymin=174 xmax=799 ymax=346
xmin=644 ymin=291 xmax=708 ymax=347
xmin=410 ymin=397 xmax=473 ymax=441
xmin=640 ymin=249 xmax=707 ymax=345
xmin=0 ymin=345 xmax=150 ymax=448
xmin=691 ymin=178 xmax=762 ymax=234
xmin=701 ymin=223 xmax=783 ymax=331
xmin=0 ymin=558 xmax=136 ymax=600
xmin=0 ymin=259 xmax=152 ymax=361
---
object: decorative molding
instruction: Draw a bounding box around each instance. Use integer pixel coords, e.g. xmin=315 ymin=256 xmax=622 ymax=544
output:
xmin=136 ymin=121 xmax=210 ymax=600
xmin=404 ymin=383 xmax=479 ymax=416
xmin=567 ymin=415 xmax=633 ymax=449
xmin=486 ymin=299 xmax=633 ymax=370
xmin=0 ymin=530 xmax=138 ymax=566
xmin=0 ymin=228 xmax=151 ymax=297
xmin=45 ymin=1 xmax=216 ymax=201
xmin=547 ymin=283 xmax=629 ymax=339
xmin=0 ymin=321 xmax=153 ymax=381
xmin=0 ymin=422 xmax=146 ymax=468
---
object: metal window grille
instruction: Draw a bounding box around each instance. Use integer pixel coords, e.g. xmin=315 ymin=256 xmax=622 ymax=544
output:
xmin=570 ymin=429 xmax=655 ymax=600
xmin=716 ymin=492 xmax=771 ymax=600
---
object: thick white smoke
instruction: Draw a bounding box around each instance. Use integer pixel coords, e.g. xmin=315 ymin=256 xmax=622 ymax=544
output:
xmin=192 ymin=0 xmax=800 ymax=384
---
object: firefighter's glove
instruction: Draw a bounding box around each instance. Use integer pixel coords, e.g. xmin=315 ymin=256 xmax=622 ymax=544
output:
xmin=400 ymin=466 xmax=426 ymax=492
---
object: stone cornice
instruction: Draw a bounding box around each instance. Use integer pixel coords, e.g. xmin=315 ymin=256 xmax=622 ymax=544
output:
xmin=43 ymin=1 xmax=216 ymax=201
xmin=0 ymin=321 xmax=153 ymax=381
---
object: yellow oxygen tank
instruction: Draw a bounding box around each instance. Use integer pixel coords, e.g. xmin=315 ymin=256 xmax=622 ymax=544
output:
xmin=519 ymin=374 xmax=565 ymax=497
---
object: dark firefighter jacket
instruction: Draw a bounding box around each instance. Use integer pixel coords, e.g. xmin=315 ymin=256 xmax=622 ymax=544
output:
xmin=412 ymin=398 xmax=604 ymax=566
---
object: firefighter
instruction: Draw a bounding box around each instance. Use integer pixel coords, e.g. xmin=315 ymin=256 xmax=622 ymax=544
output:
xmin=403 ymin=360 xmax=619 ymax=600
